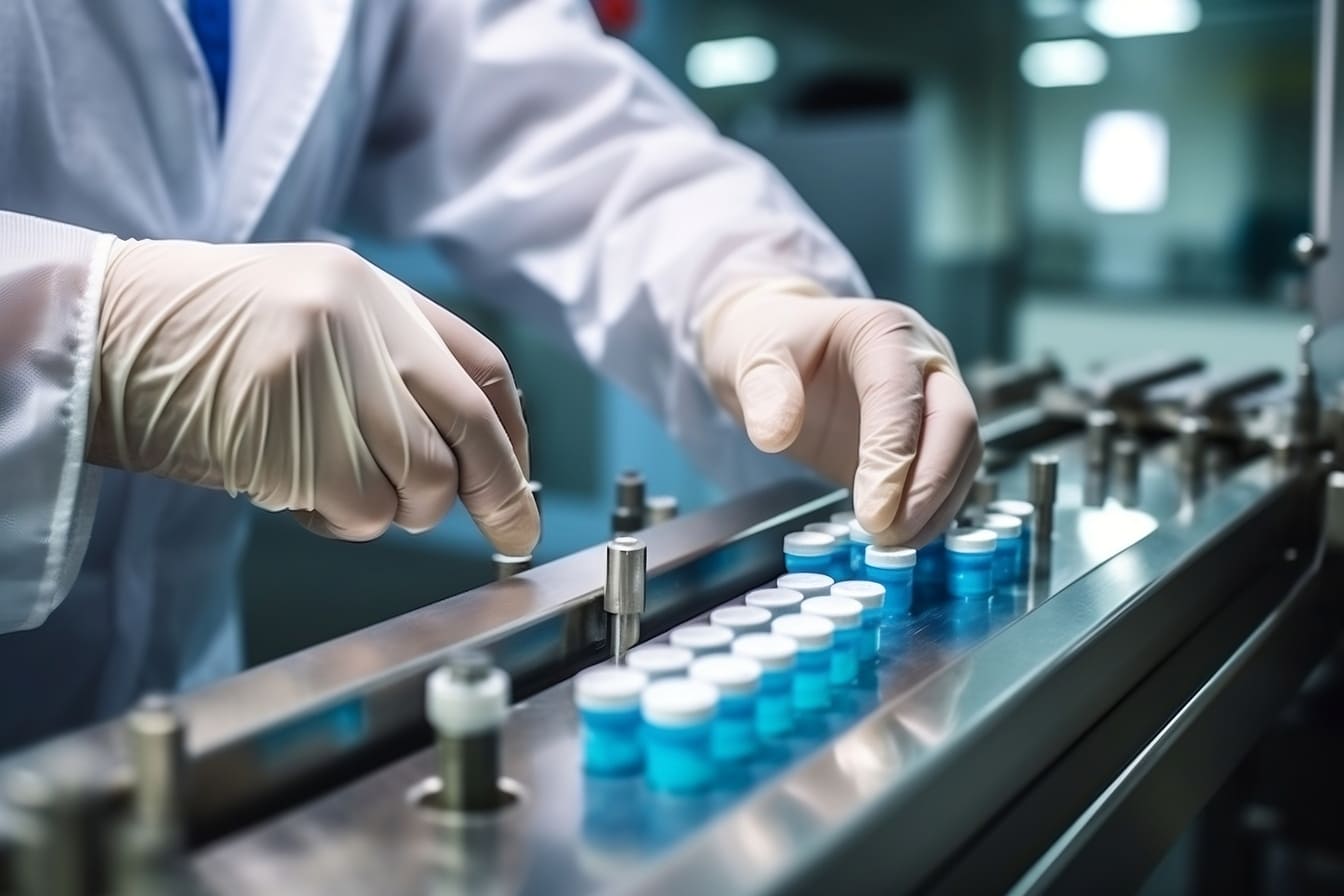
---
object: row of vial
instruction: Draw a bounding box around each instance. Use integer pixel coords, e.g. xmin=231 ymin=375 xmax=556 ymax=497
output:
xmin=572 ymin=497 xmax=1037 ymax=795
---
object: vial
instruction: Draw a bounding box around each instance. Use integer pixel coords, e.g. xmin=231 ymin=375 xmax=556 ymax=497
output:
xmin=745 ymin=587 xmax=805 ymax=620
xmin=830 ymin=510 xmax=856 ymax=526
xmin=731 ymin=634 xmax=797 ymax=739
xmin=864 ymin=545 xmax=917 ymax=618
xmin=783 ymin=531 xmax=836 ymax=576
xmin=625 ymin=644 xmax=694 ymax=681
xmin=669 ymin=624 xmax=734 ymax=658
xmin=771 ymin=613 xmax=835 ymax=713
xmin=689 ymin=655 xmax=762 ymax=762
xmin=914 ymin=533 xmax=946 ymax=596
xmin=640 ymin=678 xmax=719 ymax=794
xmin=574 ymin=666 xmax=648 ymax=776
xmin=710 ymin=604 xmax=773 ymax=637
xmin=831 ymin=580 xmax=885 ymax=662
xmin=804 ymin=521 xmax=852 ymax=582
xmin=946 ymin=528 xmax=998 ymax=598
xmin=800 ymin=595 xmax=863 ymax=686
xmin=980 ymin=512 xmax=1025 ymax=587
xmin=847 ymin=519 xmax=875 ymax=576
xmin=987 ymin=500 xmax=1034 ymax=575
xmin=776 ymin=572 xmax=834 ymax=599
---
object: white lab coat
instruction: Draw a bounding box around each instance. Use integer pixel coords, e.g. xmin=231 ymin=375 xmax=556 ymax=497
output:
xmin=0 ymin=0 xmax=866 ymax=746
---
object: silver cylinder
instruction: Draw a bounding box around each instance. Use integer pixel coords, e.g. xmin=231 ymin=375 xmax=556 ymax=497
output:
xmin=126 ymin=695 xmax=185 ymax=834
xmin=615 ymin=470 xmax=646 ymax=515
xmin=1294 ymin=324 xmax=1319 ymax=444
xmin=1328 ymin=471 xmax=1344 ymax=549
xmin=644 ymin=495 xmax=679 ymax=525
xmin=970 ymin=474 xmax=999 ymax=508
xmin=432 ymin=652 xmax=505 ymax=814
xmin=1084 ymin=408 xmax=1118 ymax=473
xmin=1178 ymin=415 xmax=1209 ymax=490
xmin=1028 ymin=454 xmax=1059 ymax=569
xmin=492 ymin=553 xmax=533 ymax=581
xmin=604 ymin=537 xmax=646 ymax=615
xmin=5 ymin=770 xmax=86 ymax=896
xmin=1114 ymin=438 xmax=1141 ymax=506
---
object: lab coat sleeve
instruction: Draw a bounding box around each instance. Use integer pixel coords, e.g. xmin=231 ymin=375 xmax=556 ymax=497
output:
xmin=348 ymin=0 xmax=871 ymax=492
xmin=0 ymin=211 xmax=111 ymax=632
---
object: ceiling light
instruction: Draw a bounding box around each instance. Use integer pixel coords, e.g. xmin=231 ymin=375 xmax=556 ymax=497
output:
xmin=1020 ymin=39 xmax=1108 ymax=88
xmin=686 ymin=37 xmax=778 ymax=89
xmin=1083 ymin=0 xmax=1201 ymax=38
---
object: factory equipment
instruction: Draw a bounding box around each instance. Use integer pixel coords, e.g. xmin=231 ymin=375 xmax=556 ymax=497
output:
xmin=1 ymin=338 xmax=1342 ymax=895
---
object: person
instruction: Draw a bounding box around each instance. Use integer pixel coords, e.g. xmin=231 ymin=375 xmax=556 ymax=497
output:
xmin=0 ymin=0 xmax=981 ymax=748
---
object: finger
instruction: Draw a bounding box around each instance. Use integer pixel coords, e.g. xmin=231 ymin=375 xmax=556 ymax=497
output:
xmin=366 ymin=398 xmax=462 ymax=534
xmin=736 ymin=348 xmax=806 ymax=453
xmin=290 ymin=476 xmax=398 ymax=542
xmin=404 ymin=287 xmax=531 ymax=480
xmin=404 ymin=355 xmax=539 ymax=556
xmin=870 ymin=370 xmax=981 ymax=544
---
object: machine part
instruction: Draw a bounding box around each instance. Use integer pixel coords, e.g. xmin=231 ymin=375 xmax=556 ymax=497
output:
xmin=1028 ymin=454 xmax=1059 ymax=573
xmin=492 ymin=553 xmax=533 ymax=581
xmin=968 ymin=356 xmax=1064 ymax=413
xmin=605 ymin=536 xmax=647 ymax=664
xmin=4 ymin=769 xmax=88 ymax=896
xmin=1114 ymin=438 xmax=1141 ymax=507
xmin=126 ymin=695 xmax=186 ymax=836
xmin=1329 ymin=470 xmax=1344 ymax=548
xmin=610 ymin=507 xmax=640 ymax=537
xmin=1084 ymin=409 xmax=1117 ymax=474
xmin=1293 ymin=324 xmax=1320 ymax=445
xmin=614 ymin=470 xmax=646 ymax=531
xmin=1178 ymin=415 xmax=1209 ymax=497
xmin=964 ymin=474 xmax=999 ymax=522
xmin=1086 ymin=355 xmax=1205 ymax=411
xmin=1295 ymin=231 xmax=1329 ymax=266
xmin=644 ymin=495 xmax=679 ymax=525
xmin=424 ymin=652 xmax=511 ymax=813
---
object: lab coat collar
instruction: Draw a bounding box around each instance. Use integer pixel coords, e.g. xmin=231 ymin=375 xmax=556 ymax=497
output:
xmin=218 ymin=0 xmax=355 ymax=242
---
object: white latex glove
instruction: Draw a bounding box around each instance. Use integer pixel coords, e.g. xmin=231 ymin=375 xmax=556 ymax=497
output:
xmin=89 ymin=240 xmax=538 ymax=554
xmin=698 ymin=277 xmax=981 ymax=546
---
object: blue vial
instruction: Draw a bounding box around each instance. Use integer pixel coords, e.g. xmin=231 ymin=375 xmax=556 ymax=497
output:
xmin=783 ymin=531 xmax=836 ymax=576
xmin=804 ymin=522 xmax=852 ymax=582
xmin=980 ymin=513 xmax=1025 ymax=587
xmin=770 ymin=613 xmax=835 ymax=712
xmin=800 ymin=595 xmax=863 ymax=686
xmin=625 ymin=644 xmax=694 ymax=681
xmin=640 ymin=678 xmax=719 ymax=794
xmin=669 ymin=623 xmax=734 ymax=658
xmin=689 ymin=655 xmax=761 ymax=762
xmin=776 ymin=572 xmax=834 ymax=600
xmin=731 ymin=633 xmax=797 ymax=739
xmin=914 ymin=534 xmax=946 ymax=596
xmin=710 ymin=604 xmax=773 ymax=637
xmin=574 ymin=666 xmax=649 ymax=776
xmin=864 ymin=545 xmax=917 ymax=618
xmin=745 ymin=587 xmax=804 ymax=620
xmin=847 ymin=519 xmax=875 ymax=576
xmin=831 ymin=580 xmax=885 ymax=662
xmin=946 ymin=528 xmax=998 ymax=598
xmin=987 ymin=500 xmax=1034 ymax=576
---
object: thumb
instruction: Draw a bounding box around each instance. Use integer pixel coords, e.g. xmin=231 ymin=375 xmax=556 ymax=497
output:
xmin=736 ymin=351 xmax=806 ymax=453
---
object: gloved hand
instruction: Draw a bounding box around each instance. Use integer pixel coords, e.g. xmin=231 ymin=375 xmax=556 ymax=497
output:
xmin=698 ymin=277 xmax=981 ymax=545
xmin=89 ymin=239 xmax=538 ymax=554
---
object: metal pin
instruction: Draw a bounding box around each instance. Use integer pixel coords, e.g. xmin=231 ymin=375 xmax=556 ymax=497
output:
xmin=5 ymin=769 xmax=86 ymax=896
xmin=426 ymin=652 xmax=509 ymax=813
xmin=1294 ymin=325 xmax=1319 ymax=445
xmin=970 ymin=474 xmax=999 ymax=509
xmin=1028 ymin=454 xmax=1059 ymax=573
xmin=126 ymin=695 xmax=185 ymax=836
xmin=492 ymin=553 xmax=533 ymax=581
xmin=605 ymin=536 xmax=647 ymax=664
xmin=644 ymin=495 xmax=679 ymax=525
xmin=1085 ymin=408 xmax=1118 ymax=474
xmin=1178 ymin=415 xmax=1209 ymax=496
xmin=1114 ymin=438 xmax=1141 ymax=507
xmin=1327 ymin=471 xmax=1344 ymax=550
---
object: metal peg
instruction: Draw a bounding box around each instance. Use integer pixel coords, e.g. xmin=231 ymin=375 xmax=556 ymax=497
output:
xmin=492 ymin=553 xmax=533 ymax=581
xmin=1178 ymin=415 xmax=1209 ymax=495
xmin=1028 ymin=454 xmax=1059 ymax=572
xmin=605 ymin=536 xmax=647 ymax=664
xmin=644 ymin=495 xmax=679 ymax=525
xmin=425 ymin=652 xmax=509 ymax=813
xmin=126 ymin=695 xmax=185 ymax=836
xmin=970 ymin=474 xmax=999 ymax=509
xmin=614 ymin=470 xmax=646 ymax=533
xmin=1085 ymin=408 xmax=1118 ymax=474
xmin=1114 ymin=438 xmax=1141 ymax=507
xmin=1328 ymin=471 xmax=1344 ymax=550
xmin=1293 ymin=325 xmax=1320 ymax=445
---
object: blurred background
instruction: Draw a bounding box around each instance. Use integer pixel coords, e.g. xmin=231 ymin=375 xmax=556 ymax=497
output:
xmin=242 ymin=0 xmax=1317 ymax=664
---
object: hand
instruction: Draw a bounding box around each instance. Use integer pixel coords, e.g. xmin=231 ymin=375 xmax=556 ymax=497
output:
xmin=90 ymin=240 xmax=538 ymax=554
xmin=698 ymin=277 xmax=981 ymax=545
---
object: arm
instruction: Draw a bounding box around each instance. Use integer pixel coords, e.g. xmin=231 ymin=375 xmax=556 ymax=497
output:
xmin=0 ymin=211 xmax=112 ymax=632
xmin=351 ymin=0 xmax=979 ymax=540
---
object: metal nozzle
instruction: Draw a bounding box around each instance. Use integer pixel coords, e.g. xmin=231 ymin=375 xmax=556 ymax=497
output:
xmin=605 ymin=536 xmax=647 ymax=663
xmin=1028 ymin=454 xmax=1059 ymax=573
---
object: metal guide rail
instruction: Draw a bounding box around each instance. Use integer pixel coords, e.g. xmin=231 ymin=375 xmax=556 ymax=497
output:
xmin=2 ymin=348 xmax=1344 ymax=895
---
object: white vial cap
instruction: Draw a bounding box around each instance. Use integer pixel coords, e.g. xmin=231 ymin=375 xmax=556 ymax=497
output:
xmin=772 ymin=612 xmax=835 ymax=650
xmin=980 ymin=512 xmax=1023 ymax=539
xmin=710 ymin=605 xmax=772 ymax=634
xmin=865 ymin=545 xmax=917 ymax=569
xmin=574 ymin=666 xmax=648 ymax=712
xmin=745 ymin=587 xmax=805 ymax=615
xmin=831 ymin=580 xmax=885 ymax=610
xmin=669 ymin=624 xmax=735 ymax=656
xmin=776 ymin=573 xmax=834 ymax=598
xmin=690 ymin=654 xmax=762 ymax=696
xmin=847 ymin=519 xmax=875 ymax=544
xmin=640 ymin=678 xmax=718 ymax=727
xmin=946 ymin=528 xmax=998 ymax=554
xmin=987 ymin=499 xmax=1034 ymax=522
xmin=732 ymin=633 xmax=798 ymax=671
xmin=625 ymin=644 xmax=694 ymax=679
xmin=783 ymin=531 xmax=835 ymax=557
xmin=830 ymin=510 xmax=856 ymax=525
xmin=801 ymin=595 xmax=862 ymax=630
xmin=804 ymin=522 xmax=850 ymax=542
xmin=425 ymin=664 xmax=510 ymax=737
